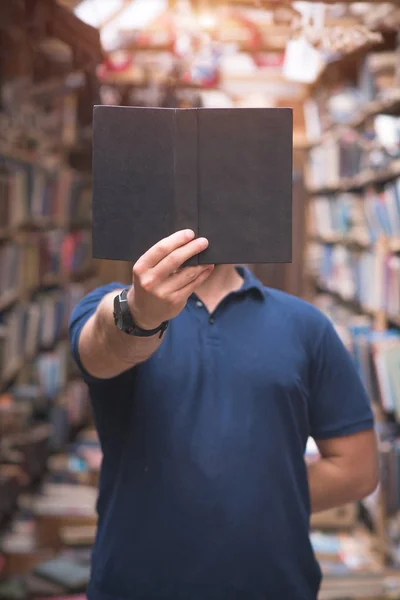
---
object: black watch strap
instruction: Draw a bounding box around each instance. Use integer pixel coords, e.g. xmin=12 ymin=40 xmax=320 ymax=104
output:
xmin=114 ymin=289 xmax=169 ymax=339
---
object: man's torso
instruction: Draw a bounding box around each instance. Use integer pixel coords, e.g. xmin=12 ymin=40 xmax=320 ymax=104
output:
xmin=86 ymin=281 xmax=322 ymax=600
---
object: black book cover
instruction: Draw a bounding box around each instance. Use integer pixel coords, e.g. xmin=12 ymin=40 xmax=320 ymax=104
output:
xmin=92 ymin=105 xmax=293 ymax=265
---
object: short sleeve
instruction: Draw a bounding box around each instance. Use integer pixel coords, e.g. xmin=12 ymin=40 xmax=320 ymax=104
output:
xmin=309 ymin=319 xmax=374 ymax=440
xmin=68 ymin=282 xmax=124 ymax=382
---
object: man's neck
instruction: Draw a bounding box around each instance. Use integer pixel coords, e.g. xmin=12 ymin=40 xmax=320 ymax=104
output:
xmin=195 ymin=265 xmax=244 ymax=314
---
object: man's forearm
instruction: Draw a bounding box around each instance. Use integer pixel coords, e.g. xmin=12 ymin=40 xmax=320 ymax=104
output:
xmin=79 ymin=290 xmax=163 ymax=380
xmin=307 ymin=457 xmax=377 ymax=514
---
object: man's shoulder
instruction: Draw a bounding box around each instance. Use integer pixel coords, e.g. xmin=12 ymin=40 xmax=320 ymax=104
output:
xmin=80 ymin=281 xmax=125 ymax=304
xmin=87 ymin=281 xmax=125 ymax=297
xmin=264 ymin=287 xmax=330 ymax=335
xmin=69 ymin=282 xmax=124 ymax=324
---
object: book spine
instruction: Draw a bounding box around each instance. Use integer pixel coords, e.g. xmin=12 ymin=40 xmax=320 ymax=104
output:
xmin=173 ymin=110 xmax=199 ymax=265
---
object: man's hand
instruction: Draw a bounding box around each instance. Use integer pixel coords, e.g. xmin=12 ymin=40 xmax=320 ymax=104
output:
xmin=127 ymin=229 xmax=214 ymax=330
xmin=77 ymin=230 xmax=214 ymax=379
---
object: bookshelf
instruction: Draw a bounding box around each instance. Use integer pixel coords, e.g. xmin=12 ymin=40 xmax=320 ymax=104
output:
xmin=0 ymin=152 xmax=97 ymax=395
xmin=307 ymin=158 xmax=400 ymax=195
xmin=0 ymin=4 xmax=103 ymax=578
xmin=307 ymin=91 xmax=400 ymax=148
xmin=304 ymin=30 xmax=400 ymax=580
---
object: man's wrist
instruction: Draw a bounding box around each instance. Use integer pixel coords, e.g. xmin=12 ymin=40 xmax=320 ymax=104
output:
xmin=126 ymin=287 xmax=164 ymax=331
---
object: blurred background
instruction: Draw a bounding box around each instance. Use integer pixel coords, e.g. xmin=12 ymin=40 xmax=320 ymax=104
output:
xmin=1 ymin=1 xmax=400 ymax=599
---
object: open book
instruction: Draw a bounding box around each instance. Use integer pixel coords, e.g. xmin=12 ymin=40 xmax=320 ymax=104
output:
xmin=92 ymin=105 xmax=293 ymax=265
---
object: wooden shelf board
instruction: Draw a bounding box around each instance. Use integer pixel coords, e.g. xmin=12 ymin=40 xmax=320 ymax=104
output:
xmin=352 ymin=92 xmax=400 ymax=128
xmin=20 ymin=217 xmax=60 ymax=231
xmin=0 ymin=147 xmax=54 ymax=170
xmin=311 ymin=235 xmax=400 ymax=253
xmin=311 ymin=234 xmax=371 ymax=250
xmin=311 ymin=277 xmax=400 ymax=327
xmin=36 ymin=267 xmax=97 ymax=290
xmin=0 ymin=218 xmax=91 ymax=238
xmin=40 ymin=273 xmax=63 ymax=288
xmin=307 ymin=159 xmax=400 ymax=195
xmin=0 ymin=290 xmax=19 ymax=313
xmin=0 ymin=266 xmax=97 ymax=315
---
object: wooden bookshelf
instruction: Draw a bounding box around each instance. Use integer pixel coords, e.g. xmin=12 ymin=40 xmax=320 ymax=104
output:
xmin=307 ymin=158 xmax=400 ymax=195
xmin=0 ymin=0 xmax=104 ymax=579
xmin=307 ymin=91 xmax=400 ymax=148
xmin=303 ymin=24 xmax=400 ymax=576
xmin=311 ymin=277 xmax=400 ymax=329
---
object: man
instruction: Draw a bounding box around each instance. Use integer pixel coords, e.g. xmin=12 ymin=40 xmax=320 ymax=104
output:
xmin=69 ymin=229 xmax=379 ymax=600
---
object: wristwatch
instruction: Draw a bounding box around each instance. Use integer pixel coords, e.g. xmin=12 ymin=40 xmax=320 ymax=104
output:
xmin=113 ymin=289 xmax=169 ymax=339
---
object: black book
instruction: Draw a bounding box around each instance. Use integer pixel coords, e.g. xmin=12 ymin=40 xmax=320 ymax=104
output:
xmin=92 ymin=105 xmax=293 ymax=265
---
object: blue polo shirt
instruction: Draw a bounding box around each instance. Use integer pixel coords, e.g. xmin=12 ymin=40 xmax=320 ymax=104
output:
xmin=69 ymin=267 xmax=374 ymax=600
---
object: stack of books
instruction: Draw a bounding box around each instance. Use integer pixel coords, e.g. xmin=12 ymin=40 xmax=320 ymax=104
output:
xmin=309 ymin=176 xmax=400 ymax=246
xmin=313 ymin=529 xmax=384 ymax=599
xmin=0 ymin=156 xmax=93 ymax=231
xmin=0 ymin=281 xmax=95 ymax=387
xmin=313 ymin=295 xmax=400 ymax=536
xmin=308 ymin=192 xmax=367 ymax=244
xmin=0 ymin=161 xmax=30 ymax=232
xmin=307 ymin=241 xmax=400 ymax=317
xmin=307 ymin=118 xmax=400 ymax=192
xmin=308 ymin=133 xmax=364 ymax=189
xmin=60 ymin=230 xmax=93 ymax=277
xmin=314 ymin=293 xmax=400 ymax=416
xmin=0 ymin=230 xmax=94 ymax=309
xmin=0 ymin=243 xmax=23 ymax=305
xmin=0 ymin=427 xmax=102 ymax=599
xmin=66 ymin=177 xmax=92 ymax=228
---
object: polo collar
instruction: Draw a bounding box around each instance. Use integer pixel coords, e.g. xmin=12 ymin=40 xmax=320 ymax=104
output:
xmin=235 ymin=266 xmax=265 ymax=300
xmin=189 ymin=266 xmax=266 ymax=304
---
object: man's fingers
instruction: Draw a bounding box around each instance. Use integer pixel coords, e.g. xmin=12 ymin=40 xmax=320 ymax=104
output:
xmin=159 ymin=265 xmax=212 ymax=295
xmin=172 ymin=265 xmax=214 ymax=300
xmin=134 ymin=230 xmax=195 ymax=273
xmin=153 ymin=237 xmax=209 ymax=279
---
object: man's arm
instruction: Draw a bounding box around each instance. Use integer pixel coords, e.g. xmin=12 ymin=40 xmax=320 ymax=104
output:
xmin=307 ymin=429 xmax=379 ymax=513
xmin=78 ymin=230 xmax=213 ymax=380
xmin=77 ymin=291 xmax=161 ymax=379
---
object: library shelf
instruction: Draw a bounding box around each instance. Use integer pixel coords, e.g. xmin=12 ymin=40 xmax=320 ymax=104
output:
xmin=0 ymin=269 xmax=98 ymax=314
xmin=306 ymin=91 xmax=400 ymax=149
xmin=348 ymin=92 xmax=400 ymax=129
xmin=0 ymin=334 xmax=69 ymax=394
xmin=312 ymin=277 xmax=400 ymax=329
xmin=307 ymin=158 xmax=400 ymax=195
